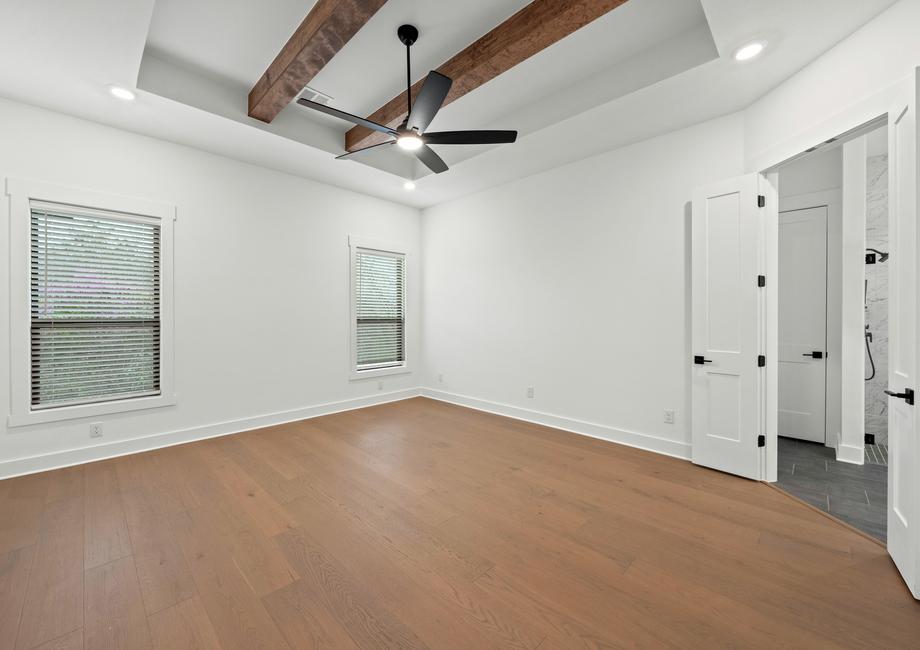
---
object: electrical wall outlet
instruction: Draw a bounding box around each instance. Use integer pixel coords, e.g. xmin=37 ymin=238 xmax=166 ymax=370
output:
xmin=377 ymin=380 xmax=383 ymax=391
xmin=438 ymin=373 xmax=443 ymax=383
xmin=663 ymin=410 xmax=675 ymax=424
xmin=526 ymin=386 xmax=534 ymax=398
xmin=89 ymin=422 xmax=104 ymax=438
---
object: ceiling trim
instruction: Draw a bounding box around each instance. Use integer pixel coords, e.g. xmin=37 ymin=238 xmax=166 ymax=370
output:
xmin=248 ymin=0 xmax=389 ymax=123
xmin=344 ymin=0 xmax=629 ymax=151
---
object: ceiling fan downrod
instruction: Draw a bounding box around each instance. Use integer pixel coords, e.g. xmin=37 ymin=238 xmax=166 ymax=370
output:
xmin=397 ymin=25 xmax=419 ymax=122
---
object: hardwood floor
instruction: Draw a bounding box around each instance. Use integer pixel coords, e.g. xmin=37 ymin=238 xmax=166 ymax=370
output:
xmin=1 ymin=396 xmax=918 ymax=649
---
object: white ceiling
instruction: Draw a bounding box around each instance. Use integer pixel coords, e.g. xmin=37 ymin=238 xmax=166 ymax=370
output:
xmin=146 ymin=0 xmax=335 ymax=89
xmin=142 ymin=0 xmax=714 ymax=179
xmin=0 ymin=0 xmax=900 ymax=208
xmin=149 ymin=0 xmax=533 ymax=116
xmin=145 ymin=0 xmax=706 ymax=116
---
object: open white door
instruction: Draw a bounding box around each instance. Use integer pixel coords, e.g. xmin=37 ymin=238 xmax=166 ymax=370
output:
xmin=886 ymin=70 xmax=919 ymax=600
xmin=691 ymin=174 xmax=774 ymax=480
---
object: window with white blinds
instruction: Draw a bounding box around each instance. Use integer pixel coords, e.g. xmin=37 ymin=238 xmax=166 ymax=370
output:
xmin=30 ymin=203 xmax=161 ymax=409
xmin=354 ymin=248 xmax=405 ymax=371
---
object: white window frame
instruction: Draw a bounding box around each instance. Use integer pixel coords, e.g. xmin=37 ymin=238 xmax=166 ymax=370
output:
xmin=6 ymin=178 xmax=177 ymax=427
xmin=348 ymin=236 xmax=410 ymax=380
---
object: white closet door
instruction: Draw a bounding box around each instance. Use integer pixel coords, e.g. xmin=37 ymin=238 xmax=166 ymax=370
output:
xmin=778 ymin=206 xmax=828 ymax=443
xmin=691 ymin=174 xmax=770 ymax=480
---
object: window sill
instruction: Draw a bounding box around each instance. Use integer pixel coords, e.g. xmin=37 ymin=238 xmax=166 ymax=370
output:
xmin=350 ymin=365 xmax=412 ymax=381
xmin=7 ymin=393 xmax=177 ymax=428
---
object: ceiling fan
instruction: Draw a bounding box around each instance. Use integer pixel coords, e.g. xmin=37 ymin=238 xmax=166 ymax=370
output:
xmin=297 ymin=24 xmax=518 ymax=174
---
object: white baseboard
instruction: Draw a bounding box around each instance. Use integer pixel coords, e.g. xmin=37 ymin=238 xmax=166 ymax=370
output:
xmin=0 ymin=388 xmax=421 ymax=479
xmin=420 ymin=388 xmax=692 ymax=460
xmin=2 ymin=386 xmax=692 ymax=479
xmin=836 ymin=442 xmax=865 ymax=465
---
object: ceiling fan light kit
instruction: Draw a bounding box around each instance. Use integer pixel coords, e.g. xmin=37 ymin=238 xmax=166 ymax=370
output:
xmin=296 ymin=24 xmax=518 ymax=174
xmin=397 ymin=135 xmax=424 ymax=150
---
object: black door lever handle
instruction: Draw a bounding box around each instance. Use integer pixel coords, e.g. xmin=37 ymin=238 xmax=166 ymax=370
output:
xmin=884 ymin=388 xmax=915 ymax=405
xmin=693 ymin=355 xmax=713 ymax=365
xmin=802 ymin=351 xmax=824 ymax=359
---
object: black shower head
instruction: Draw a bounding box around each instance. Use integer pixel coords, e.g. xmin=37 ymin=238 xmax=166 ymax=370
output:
xmin=866 ymin=248 xmax=889 ymax=263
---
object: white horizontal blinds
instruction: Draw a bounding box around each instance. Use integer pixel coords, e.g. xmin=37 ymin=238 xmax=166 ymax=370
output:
xmin=30 ymin=204 xmax=161 ymax=409
xmin=355 ymin=248 xmax=405 ymax=370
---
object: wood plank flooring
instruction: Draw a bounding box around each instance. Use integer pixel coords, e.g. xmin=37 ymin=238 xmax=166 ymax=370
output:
xmin=1 ymin=397 xmax=918 ymax=649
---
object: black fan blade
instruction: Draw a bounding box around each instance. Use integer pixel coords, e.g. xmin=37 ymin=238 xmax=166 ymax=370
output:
xmin=335 ymin=140 xmax=395 ymax=160
xmin=297 ymin=98 xmax=397 ymax=136
xmin=414 ymin=144 xmax=449 ymax=174
xmin=406 ymin=71 xmax=452 ymax=133
xmin=424 ymin=130 xmax=518 ymax=145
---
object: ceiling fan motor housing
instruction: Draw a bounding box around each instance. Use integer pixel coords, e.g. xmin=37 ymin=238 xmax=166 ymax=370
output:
xmin=296 ymin=21 xmax=516 ymax=175
xmin=397 ymin=24 xmax=419 ymax=47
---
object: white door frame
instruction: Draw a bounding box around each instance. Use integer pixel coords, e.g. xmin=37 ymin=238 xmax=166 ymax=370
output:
xmin=760 ymin=71 xmax=920 ymax=599
xmin=763 ymin=124 xmax=891 ymax=479
xmin=840 ymin=139 xmax=871 ymax=464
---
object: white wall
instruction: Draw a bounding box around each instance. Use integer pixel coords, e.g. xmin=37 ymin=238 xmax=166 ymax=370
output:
xmin=777 ymin=148 xmax=843 ymax=449
xmin=778 ymin=148 xmax=842 ymax=198
xmin=0 ymin=97 xmax=421 ymax=477
xmin=420 ymin=115 xmax=745 ymax=458
xmin=745 ymin=0 xmax=920 ymax=172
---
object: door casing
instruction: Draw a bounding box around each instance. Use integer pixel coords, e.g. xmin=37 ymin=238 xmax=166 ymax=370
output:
xmin=757 ymin=71 xmax=920 ymax=599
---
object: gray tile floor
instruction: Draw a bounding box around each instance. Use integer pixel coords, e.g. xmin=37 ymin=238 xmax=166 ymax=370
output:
xmin=776 ymin=437 xmax=887 ymax=542
xmin=865 ymin=443 xmax=888 ymax=465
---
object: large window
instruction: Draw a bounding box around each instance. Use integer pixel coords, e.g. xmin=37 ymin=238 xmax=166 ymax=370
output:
xmin=30 ymin=204 xmax=161 ymax=409
xmin=8 ymin=179 xmax=175 ymax=426
xmin=351 ymin=242 xmax=407 ymax=377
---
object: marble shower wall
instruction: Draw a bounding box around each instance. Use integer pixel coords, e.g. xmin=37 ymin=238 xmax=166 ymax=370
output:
xmin=865 ymin=154 xmax=888 ymax=444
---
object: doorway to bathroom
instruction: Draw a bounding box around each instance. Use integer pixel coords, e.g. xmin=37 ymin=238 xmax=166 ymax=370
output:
xmin=773 ymin=124 xmax=889 ymax=542
xmin=691 ymin=71 xmax=919 ymax=597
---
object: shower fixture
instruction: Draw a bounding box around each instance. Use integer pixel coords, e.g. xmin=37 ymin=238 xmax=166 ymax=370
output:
xmin=864 ymin=277 xmax=879 ymax=381
xmin=865 ymin=248 xmax=889 ymax=264
xmin=865 ymin=324 xmax=877 ymax=381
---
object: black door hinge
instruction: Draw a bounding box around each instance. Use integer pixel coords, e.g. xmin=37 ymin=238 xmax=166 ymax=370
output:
xmin=757 ymin=434 xmax=765 ymax=447
xmin=757 ymin=275 xmax=766 ymax=287
xmin=757 ymin=195 xmax=766 ymax=208
xmin=757 ymin=355 xmax=766 ymax=367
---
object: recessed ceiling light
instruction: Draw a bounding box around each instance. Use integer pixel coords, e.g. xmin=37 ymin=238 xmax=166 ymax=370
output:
xmin=733 ymin=42 xmax=765 ymax=62
xmin=403 ymin=181 xmax=416 ymax=191
xmin=397 ymin=135 xmax=423 ymax=151
xmin=109 ymin=86 xmax=136 ymax=101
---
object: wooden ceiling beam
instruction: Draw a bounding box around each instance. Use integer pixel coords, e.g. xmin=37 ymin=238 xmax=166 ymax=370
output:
xmin=345 ymin=0 xmax=629 ymax=151
xmin=248 ymin=0 xmax=389 ymax=123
